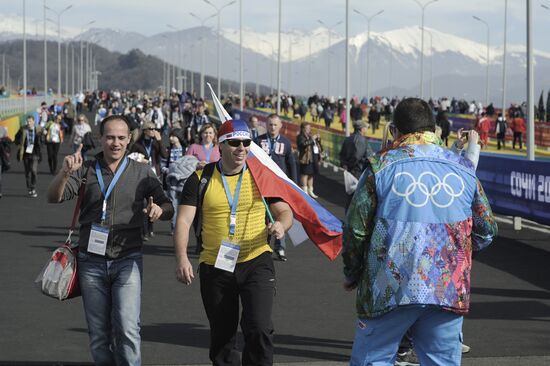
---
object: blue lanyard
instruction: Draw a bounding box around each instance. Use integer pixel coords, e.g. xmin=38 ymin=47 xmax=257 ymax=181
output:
xmin=219 ymin=162 xmax=246 ymax=237
xmin=27 ymin=128 xmax=35 ymax=145
xmin=202 ymin=143 xmax=213 ymax=162
xmin=95 ymin=157 xmax=129 ymax=222
xmin=144 ymin=140 xmax=153 ymax=165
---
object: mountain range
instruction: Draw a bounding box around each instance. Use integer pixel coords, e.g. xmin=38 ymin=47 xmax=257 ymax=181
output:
xmin=2 ymin=13 xmax=550 ymax=103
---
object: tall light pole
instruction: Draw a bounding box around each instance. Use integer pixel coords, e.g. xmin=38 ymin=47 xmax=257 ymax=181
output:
xmin=317 ymin=19 xmax=343 ymax=98
xmin=502 ymin=0 xmax=508 ymax=119
xmin=43 ymin=0 xmax=47 ymax=95
xmin=239 ymin=0 xmax=244 ymax=110
xmin=345 ymin=0 xmax=350 ymax=136
xmin=167 ymin=24 xmax=183 ymax=91
xmin=277 ymin=0 xmax=282 ymax=115
xmin=45 ymin=4 xmax=72 ymax=98
xmin=473 ymin=16 xmax=490 ymax=106
xmin=71 ymin=44 xmax=74 ymax=95
xmin=65 ymin=41 xmax=69 ymax=97
xmin=527 ymin=0 xmax=534 ymax=160
xmin=22 ymin=0 xmax=27 ymax=112
xmin=203 ymin=0 xmax=236 ymax=97
xmin=78 ymin=20 xmax=95 ymax=92
xmin=190 ymin=12 xmax=217 ymax=99
xmin=354 ymin=8 xmax=383 ymax=101
xmin=412 ymin=0 xmax=438 ymax=99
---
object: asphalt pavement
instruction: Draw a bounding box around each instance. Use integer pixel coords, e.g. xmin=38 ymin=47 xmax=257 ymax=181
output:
xmin=0 ymin=126 xmax=549 ymax=365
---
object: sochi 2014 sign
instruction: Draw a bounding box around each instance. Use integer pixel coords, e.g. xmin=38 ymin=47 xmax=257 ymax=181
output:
xmin=477 ymin=155 xmax=550 ymax=225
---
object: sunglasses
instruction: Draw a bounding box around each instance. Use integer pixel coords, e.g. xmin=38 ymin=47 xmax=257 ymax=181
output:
xmin=225 ymin=139 xmax=252 ymax=147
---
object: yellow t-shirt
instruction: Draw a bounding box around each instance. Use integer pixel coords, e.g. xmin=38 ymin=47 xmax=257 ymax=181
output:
xmin=199 ymin=168 xmax=272 ymax=265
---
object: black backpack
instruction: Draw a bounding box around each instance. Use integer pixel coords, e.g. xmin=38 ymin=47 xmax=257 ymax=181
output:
xmin=192 ymin=162 xmax=216 ymax=254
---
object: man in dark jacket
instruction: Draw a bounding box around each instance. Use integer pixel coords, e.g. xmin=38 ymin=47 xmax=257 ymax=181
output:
xmin=47 ymin=115 xmax=173 ymax=365
xmin=257 ymin=113 xmax=297 ymax=261
xmin=15 ymin=115 xmax=42 ymax=197
xmin=339 ymin=120 xmax=374 ymax=210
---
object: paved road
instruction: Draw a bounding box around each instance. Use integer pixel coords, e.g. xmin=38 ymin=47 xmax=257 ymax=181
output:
xmin=0 ymin=129 xmax=549 ymax=365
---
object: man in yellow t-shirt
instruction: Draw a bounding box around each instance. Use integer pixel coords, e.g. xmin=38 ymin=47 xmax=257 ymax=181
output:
xmin=174 ymin=119 xmax=293 ymax=366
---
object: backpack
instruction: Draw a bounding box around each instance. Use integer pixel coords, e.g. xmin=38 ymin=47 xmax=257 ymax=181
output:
xmin=192 ymin=162 xmax=216 ymax=254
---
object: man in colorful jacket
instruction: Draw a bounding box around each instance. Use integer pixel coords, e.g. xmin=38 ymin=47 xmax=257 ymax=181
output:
xmin=342 ymin=98 xmax=497 ymax=366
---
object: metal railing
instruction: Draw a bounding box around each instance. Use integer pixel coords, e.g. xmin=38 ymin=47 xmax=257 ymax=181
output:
xmin=0 ymin=96 xmax=56 ymax=120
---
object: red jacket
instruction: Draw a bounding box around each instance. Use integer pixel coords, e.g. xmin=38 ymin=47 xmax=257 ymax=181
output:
xmin=477 ymin=117 xmax=491 ymax=133
xmin=510 ymin=117 xmax=526 ymax=133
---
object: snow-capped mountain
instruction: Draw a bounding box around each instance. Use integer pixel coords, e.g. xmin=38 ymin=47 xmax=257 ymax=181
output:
xmin=3 ymin=11 xmax=550 ymax=103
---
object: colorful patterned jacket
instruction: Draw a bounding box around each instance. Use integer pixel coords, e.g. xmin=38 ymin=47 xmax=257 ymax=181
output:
xmin=343 ymin=132 xmax=497 ymax=319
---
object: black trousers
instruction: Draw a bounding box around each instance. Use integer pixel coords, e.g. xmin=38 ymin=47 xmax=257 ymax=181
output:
xmin=497 ymin=132 xmax=506 ymax=150
xmin=46 ymin=142 xmax=60 ymax=174
xmin=513 ymin=132 xmax=523 ymax=149
xmin=23 ymin=154 xmax=38 ymax=190
xmin=200 ymin=252 xmax=275 ymax=366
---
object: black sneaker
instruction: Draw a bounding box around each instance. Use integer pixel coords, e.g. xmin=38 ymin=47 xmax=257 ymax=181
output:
xmin=395 ymin=349 xmax=419 ymax=366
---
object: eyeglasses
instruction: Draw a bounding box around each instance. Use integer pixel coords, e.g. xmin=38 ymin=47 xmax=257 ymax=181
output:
xmin=145 ymin=128 xmax=155 ymax=131
xmin=225 ymin=139 xmax=252 ymax=147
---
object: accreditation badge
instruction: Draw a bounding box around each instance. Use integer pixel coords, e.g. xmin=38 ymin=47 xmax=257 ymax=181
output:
xmin=214 ymin=240 xmax=240 ymax=273
xmin=87 ymin=223 xmax=109 ymax=256
xmin=25 ymin=144 xmax=34 ymax=154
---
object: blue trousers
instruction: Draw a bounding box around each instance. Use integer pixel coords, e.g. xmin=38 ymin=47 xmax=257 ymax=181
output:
xmin=78 ymin=251 xmax=143 ymax=366
xmin=350 ymin=306 xmax=463 ymax=366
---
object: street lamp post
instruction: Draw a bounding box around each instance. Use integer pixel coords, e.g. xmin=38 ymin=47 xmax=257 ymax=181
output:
xmin=167 ymin=24 xmax=183 ymax=92
xmin=277 ymin=0 xmax=282 ymax=115
xmin=527 ymin=0 xmax=534 ymax=160
xmin=45 ymin=4 xmax=72 ymax=98
xmin=317 ymin=19 xmax=343 ymax=98
xmin=78 ymin=20 xmax=95 ymax=92
xmin=412 ymin=0 xmax=438 ymax=99
xmin=473 ymin=16 xmax=490 ymax=107
xmin=203 ymin=0 xmax=236 ymax=98
xmin=23 ymin=0 xmax=27 ymax=112
xmin=354 ymin=8 xmax=384 ymax=101
xmin=43 ymin=0 xmax=47 ymax=95
xmin=190 ymin=12 xmax=217 ymax=99
xmin=502 ymin=0 xmax=508 ymax=119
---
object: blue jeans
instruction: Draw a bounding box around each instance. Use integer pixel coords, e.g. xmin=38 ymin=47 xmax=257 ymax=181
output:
xmin=350 ymin=306 xmax=463 ymax=366
xmin=78 ymin=251 xmax=143 ymax=366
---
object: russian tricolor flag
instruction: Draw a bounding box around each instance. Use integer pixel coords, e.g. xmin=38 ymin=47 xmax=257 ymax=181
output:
xmin=247 ymin=142 xmax=343 ymax=261
xmin=207 ymin=82 xmax=342 ymax=261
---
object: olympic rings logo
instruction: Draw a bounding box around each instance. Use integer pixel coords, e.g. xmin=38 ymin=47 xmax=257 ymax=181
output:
xmin=391 ymin=171 xmax=465 ymax=208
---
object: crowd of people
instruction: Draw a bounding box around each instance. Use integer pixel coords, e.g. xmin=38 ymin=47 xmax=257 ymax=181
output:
xmin=0 ymin=83 xmax=503 ymax=366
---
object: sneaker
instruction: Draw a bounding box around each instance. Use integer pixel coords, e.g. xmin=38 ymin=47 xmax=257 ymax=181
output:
xmin=276 ymin=249 xmax=287 ymax=262
xmin=395 ymin=349 xmax=419 ymax=366
xmin=461 ymin=343 xmax=471 ymax=353
xmin=31 ymin=190 xmax=38 ymax=198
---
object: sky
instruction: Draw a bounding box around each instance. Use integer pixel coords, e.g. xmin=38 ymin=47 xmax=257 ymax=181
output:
xmin=2 ymin=0 xmax=550 ymax=52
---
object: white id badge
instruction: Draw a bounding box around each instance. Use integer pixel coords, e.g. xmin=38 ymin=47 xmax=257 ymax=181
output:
xmin=87 ymin=224 xmax=109 ymax=256
xmin=313 ymin=144 xmax=319 ymax=154
xmin=214 ymin=240 xmax=240 ymax=273
xmin=25 ymin=144 xmax=34 ymax=154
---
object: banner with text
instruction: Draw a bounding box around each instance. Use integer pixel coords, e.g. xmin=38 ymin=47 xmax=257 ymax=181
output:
xmin=477 ymin=155 xmax=550 ymax=225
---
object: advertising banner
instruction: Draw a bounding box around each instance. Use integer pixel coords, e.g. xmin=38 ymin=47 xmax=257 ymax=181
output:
xmin=477 ymin=155 xmax=550 ymax=225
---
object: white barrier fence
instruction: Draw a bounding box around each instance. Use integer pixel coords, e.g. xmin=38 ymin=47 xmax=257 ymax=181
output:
xmin=0 ymin=96 xmax=56 ymax=120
